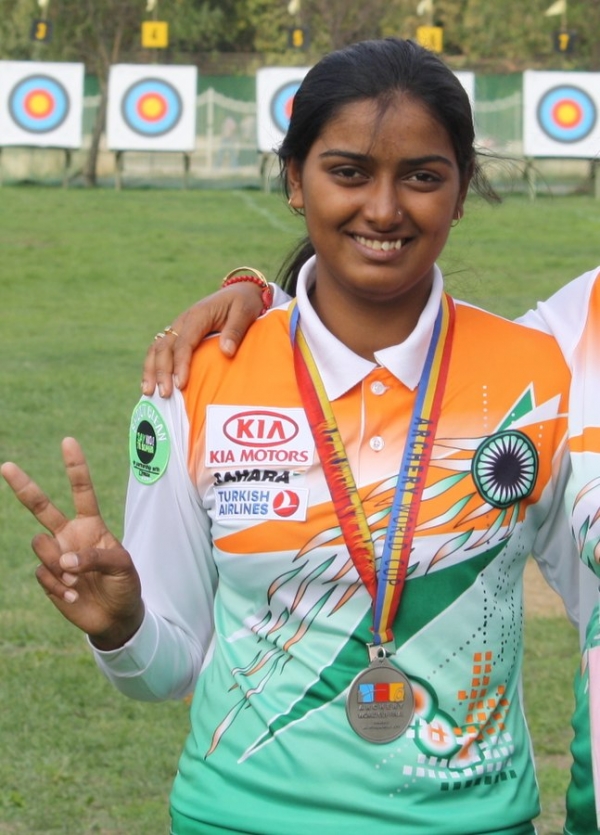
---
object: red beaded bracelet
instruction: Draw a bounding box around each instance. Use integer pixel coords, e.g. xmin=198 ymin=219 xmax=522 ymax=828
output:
xmin=221 ymin=267 xmax=273 ymax=316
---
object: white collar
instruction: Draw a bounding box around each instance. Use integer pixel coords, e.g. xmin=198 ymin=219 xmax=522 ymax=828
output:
xmin=293 ymin=256 xmax=445 ymax=400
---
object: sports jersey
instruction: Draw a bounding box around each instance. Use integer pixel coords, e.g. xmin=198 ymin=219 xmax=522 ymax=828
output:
xmin=95 ymin=260 xmax=575 ymax=835
xmin=521 ymin=267 xmax=600 ymax=835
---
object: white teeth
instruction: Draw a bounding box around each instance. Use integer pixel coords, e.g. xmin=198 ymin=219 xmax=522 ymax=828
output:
xmin=354 ymin=235 xmax=403 ymax=252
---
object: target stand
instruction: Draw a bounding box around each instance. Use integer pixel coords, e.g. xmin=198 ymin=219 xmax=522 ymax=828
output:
xmin=592 ymin=160 xmax=600 ymax=200
xmin=523 ymin=156 xmax=600 ymax=201
xmin=113 ymin=149 xmax=193 ymax=191
xmin=0 ymin=146 xmax=74 ymax=188
xmin=260 ymin=152 xmax=279 ymax=193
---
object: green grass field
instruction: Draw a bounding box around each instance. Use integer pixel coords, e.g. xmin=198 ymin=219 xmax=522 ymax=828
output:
xmin=0 ymin=186 xmax=596 ymax=834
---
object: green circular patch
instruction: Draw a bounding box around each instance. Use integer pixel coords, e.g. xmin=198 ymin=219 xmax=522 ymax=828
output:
xmin=129 ymin=400 xmax=170 ymax=484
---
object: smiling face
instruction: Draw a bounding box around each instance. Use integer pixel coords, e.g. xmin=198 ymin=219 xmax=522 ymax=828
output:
xmin=287 ymin=93 xmax=470 ymax=348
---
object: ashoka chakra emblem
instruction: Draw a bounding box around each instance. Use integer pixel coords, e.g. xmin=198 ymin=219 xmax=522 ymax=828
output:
xmin=472 ymin=430 xmax=538 ymax=509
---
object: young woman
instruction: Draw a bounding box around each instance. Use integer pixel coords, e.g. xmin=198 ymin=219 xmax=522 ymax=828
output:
xmin=2 ymin=39 xmax=585 ymax=835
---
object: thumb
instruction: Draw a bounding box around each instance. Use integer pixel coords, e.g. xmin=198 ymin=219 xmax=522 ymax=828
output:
xmin=219 ymin=327 xmax=244 ymax=358
xmin=217 ymin=294 xmax=265 ymax=359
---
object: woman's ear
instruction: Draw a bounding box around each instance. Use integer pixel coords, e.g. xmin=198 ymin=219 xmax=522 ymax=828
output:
xmin=286 ymin=158 xmax=304 ymax=210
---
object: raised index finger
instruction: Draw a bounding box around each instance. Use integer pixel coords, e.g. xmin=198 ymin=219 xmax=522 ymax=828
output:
xmin=0 ymin=460 xmax=69 ymax=535
xmin=60 ymin=437 xmax=102 ymax=519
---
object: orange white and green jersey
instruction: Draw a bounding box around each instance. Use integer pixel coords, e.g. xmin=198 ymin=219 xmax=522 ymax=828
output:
xmin=519 ymin=266 xmax=600 ymax=835
xmin=95 ymin=261 xmax=575 ymax=835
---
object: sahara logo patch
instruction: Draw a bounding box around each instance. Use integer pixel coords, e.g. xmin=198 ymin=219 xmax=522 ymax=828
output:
xmin=129 ymin=400 xmax=170 ymax=484
xmin=213 ymin=468 xmax=292 ymax=485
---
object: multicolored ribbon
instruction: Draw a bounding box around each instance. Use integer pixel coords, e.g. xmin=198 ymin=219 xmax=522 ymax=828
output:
xmin=588 ymin=644 xmax=600 ymax=825
xmin=290 ymin=294 xmax=455 ymax=646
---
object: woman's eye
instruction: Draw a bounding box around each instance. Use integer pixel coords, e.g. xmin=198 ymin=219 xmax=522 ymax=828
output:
xmin=407 ymin=171 xmax=440 ymax=183
xmin=333 ymin=166 xmax=365 ymax=180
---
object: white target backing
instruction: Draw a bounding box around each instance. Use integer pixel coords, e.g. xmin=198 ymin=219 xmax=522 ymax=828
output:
xmin=454 ymin=71 xmax=475 ymax=109
xmin=256 ymin=67 xmax=310 ymax=154
xmin=524 ymin=70 xmax=600 ymax=158
xmin=0 ymin=61 xmax=84 ymax=148
xmin=107 ymin=64 xmax=198 ymax=152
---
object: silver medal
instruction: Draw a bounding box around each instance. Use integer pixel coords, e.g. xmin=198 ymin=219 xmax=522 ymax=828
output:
xmin=346 ymin=646 xmax=415 ymax=744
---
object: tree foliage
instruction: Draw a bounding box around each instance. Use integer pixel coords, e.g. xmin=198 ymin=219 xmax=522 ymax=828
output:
xmin=1 ymin=0 xmax=599 ymax=72
xmin=431 ymin=0 xmax=600 ymax=70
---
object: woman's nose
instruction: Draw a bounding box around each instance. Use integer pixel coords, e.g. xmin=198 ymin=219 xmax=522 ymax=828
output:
xmin=363 ymin=181 xmax=402 ymax=228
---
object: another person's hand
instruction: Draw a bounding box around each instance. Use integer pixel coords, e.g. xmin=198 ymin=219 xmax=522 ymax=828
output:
xmin=1 ymin=437 xmax=143 ymax=650
xmin=142 ymin=282 xmax=264 ymax=398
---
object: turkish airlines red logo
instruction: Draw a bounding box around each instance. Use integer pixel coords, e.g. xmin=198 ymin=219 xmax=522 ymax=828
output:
xmin=223 ymin=410 xmax=299 ymax=448
xmin=273 ymin=490 xmax=301 ymax=517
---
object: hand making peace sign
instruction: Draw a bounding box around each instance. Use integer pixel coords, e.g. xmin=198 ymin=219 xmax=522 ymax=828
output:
xmin=1 ymin=437 xmax=144 ymax=651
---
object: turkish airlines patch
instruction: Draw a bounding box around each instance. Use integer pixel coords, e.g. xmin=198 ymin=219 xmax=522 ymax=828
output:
xmin=206 ymin=405 xmax=315 ymax=469
xmin=214 ymin=485 xmax=309 ymax=521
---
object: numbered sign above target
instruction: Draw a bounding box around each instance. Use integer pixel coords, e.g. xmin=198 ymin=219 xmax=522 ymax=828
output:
xmin=256 ymin=67 xmax=310 ymax=153
xmin=523 ymin=70 xmax=600 ymax=158
xmin=106 ymin=64 xmax=197 ymax=152
xmin=0 ymin=61 xmax=84 ymax=148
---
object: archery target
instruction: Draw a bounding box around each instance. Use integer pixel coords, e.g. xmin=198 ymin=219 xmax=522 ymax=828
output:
xmin=257 ymin=67 xmax=310 ymax=153
xmin=257 ymin=67 xmax=476 ymax=153
xmin=524 ymin=71 xmax=600 ymax=158
xmin=0 ymin=61 xmax=83 ymax=147
xmin=10 ymin=76 xmax=68 ymax=133
xmin=270 ymin=80 xmax=301 ymax=135
xmin=121 ymin=78 xmax=182 ymax=137
xmin=537 ymin=86 xmax=596 ymax=143
xmin=107 ymin=64 xmax=197 ymax=151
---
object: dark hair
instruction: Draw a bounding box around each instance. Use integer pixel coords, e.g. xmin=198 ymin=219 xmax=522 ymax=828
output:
xmin=277 ymin=37 xmax=497 ymax=293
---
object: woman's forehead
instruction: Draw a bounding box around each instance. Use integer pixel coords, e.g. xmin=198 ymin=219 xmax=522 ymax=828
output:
xmin=315 ymin=94 xmax=456 ymax=159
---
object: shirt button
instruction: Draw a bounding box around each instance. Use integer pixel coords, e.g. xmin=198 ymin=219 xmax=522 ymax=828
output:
xmin=370 ymin=436 xmax=385 ymax=452
xmin=371 ymin=381 xmax=387 ymax=396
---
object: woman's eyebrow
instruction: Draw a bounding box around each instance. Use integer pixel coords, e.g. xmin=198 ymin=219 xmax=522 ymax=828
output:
xmin=318 ymin=149 xmax=370 ymax=161
xmin=318 ymin=149 xmax=454 ymax=167
xmin=403 ymin=155 xmax=454 ymax=167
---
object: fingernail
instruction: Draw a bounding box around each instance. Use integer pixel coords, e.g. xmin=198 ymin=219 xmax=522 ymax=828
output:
xmin=141 ymin=381 xmax=148 ymax=394
xmin=60 ymin=552 xmax=78 ymax=569
xmin=64 ymin=589 xmax=78 ymax=603
xmin=158 ymin=384 xmax=165 ymax=398
xmin=174 ymin=375 xmax=181 ymax=389
xmin=62 ymin=572 xmax=78 ymax=586
xmin=223 ymin=339 xmax=235 ymax=356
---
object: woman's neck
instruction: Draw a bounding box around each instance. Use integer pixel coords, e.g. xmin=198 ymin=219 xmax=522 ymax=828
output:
xmin=309 ymin=281 xmax=433 ymax=361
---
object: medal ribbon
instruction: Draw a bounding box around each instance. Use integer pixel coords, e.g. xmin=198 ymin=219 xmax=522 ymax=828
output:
xmin=290 ymin=294 xmax=455 ymax=646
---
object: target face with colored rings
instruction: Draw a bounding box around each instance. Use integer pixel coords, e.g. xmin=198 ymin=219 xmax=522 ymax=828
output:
xmin=121 ymin=78 xmax=183 ymax=137
xmin=8 ymin=75 xmax=69 ymax=134
xmin=270 ymin=81 xmax=301 ymax=134
xmin=537 ymin=85 xmax=597 ymax=143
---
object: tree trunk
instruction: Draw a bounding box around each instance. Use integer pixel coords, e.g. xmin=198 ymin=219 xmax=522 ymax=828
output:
xmin=83 ymin=81 xmax=108 ymax=187
xmin=81 ymin=11 xmax=124 ymax=188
